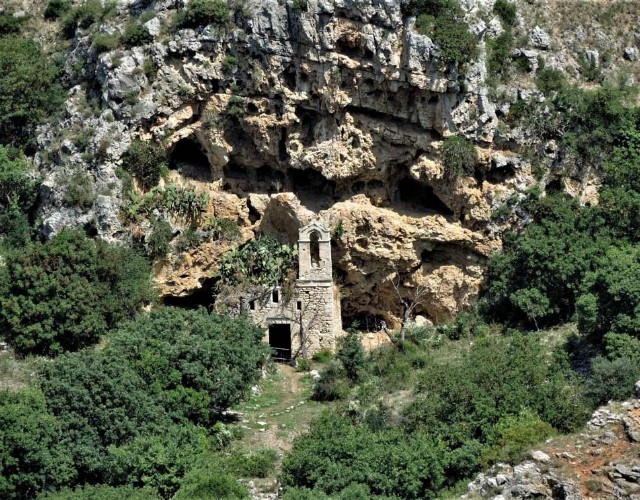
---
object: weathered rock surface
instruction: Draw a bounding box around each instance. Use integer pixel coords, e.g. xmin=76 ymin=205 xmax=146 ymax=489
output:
xmin=34 ymin=0 xmax=634 ymax=323
xmin=464 ymin=399 xmax=640 ymax=499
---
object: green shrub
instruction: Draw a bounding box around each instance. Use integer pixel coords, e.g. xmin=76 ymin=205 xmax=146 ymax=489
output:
xmin=226 ymin=448 xmax=278 ymax=478
xmin=121 ymin=21 xmax=153 ymax=48
xmin=62 ymin=170 xmax=96 ymax=209
xmin=122 ymin=139 xmax=167 ymax=190
xmin=415 ymin=14 xmax=478 ymax=66
xmin=493 ymin=0 xmax=516 ymax=27
xmin=585 ymin=356 xmax=640 ymax=406
xmin=292 ymin=0 xmax=308 ymax=12
xmin=92 ymin=33 xmax=120 ymax=54
xmin=536 ymin=68 xmax=565 ymax=94
xmin=483 ymin=409 xmax=555 ymax=464
xmin=60 ymin=0 xmax=116 ymax=39
xmin=147 ymin=218 xmax=173 ymax=258
xmin=106 ymin=307 xmax=270 ymax=423
xmin=0 ymin=389 xmax=75 ymax=499
xmin=312 ymin=349 xmax=334 ymax=363
xmin=174 ymin=0 xmax=230 ymax=29
xmin=0 ymin=10 xmax=27 ymax=36
xmin=44 ymin=0 xmax=72 ymax=20
xmin=281 ymin=413 xmax=447 ymax=498
xmin=107 ymin=424 xmax=211 ymax=497
xmin=312 ymin=361 xmax=350 ymax=401
xmin=404 ymin=334 xmax=589 ymax=438
xmin=0 ymin=146 xmax=39 ymax=214
xmin=604 ymin=332 xmax=640 ymax=363
xmin=39 ymin=349 xmax=165 ymax=482
xmin=337 ymin=332 xmax=367 ymax=382
xmin=174 ymin=461 xmax=249 ymax=499
xmin=0 ymin=36 xmax=64 ymax=147
xmin=40 ymin=485 xmax=158 ymax=499
xmin=0 ymin=230 xmax=154 ymax=355
xmin=441 ymin=135 xmax=478 ymax=177
xmin=487 ymin=30 xmax=514 ymax=78
xmin=404 ymin=1 xmax=477 ymax=66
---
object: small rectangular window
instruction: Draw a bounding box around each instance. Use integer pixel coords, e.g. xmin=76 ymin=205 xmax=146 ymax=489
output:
xmin=272 ymin=290 xmax=279 ymax=303
xmin=296 ymin=300 xmax=302 ymax=311
xmin=249 ymin=300 xmax=256 ymax=311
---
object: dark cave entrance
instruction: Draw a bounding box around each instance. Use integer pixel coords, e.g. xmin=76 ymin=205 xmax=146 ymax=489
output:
xmin=169 ymin=137 xmax=212 ymax=180
xmin=397 ymin=177 xmax=454 ymax=216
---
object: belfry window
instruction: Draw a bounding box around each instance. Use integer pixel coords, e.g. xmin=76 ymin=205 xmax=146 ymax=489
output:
xmin=310 ymin=231 xmax=320 ymax=265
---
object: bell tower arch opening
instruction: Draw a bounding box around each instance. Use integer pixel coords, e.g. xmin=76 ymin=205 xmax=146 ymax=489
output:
xmin=310 ymin=230 xmax=320 ymax=266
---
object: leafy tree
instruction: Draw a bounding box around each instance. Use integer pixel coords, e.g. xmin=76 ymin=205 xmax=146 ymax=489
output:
xmin=107 ymin=424 xmax=211 ymax=497
xmin=337 ymin=332 xmax=367 ymax=382
xmin=0 ymin=36 xmax=64 ymax=147
xmin=39 ymin=349 xmax=166 ymax=483
xmin=0 ymin=389 xmax=75 ymax=499
xmin=107 ymin=307 xmax=270 ymax=423
xmin=484 ymin=195 xmax=610 ymax=328
xmin=40 ymin=485 xmax=159 ymax=500
xmin=0 ymin=230 xmax=154 ymax=355
xmin=282 ymin=413 xmax=447 ymax=498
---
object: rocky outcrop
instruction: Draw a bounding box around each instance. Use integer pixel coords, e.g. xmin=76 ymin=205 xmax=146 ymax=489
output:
xmin=35 ymin=0 xmax=626 ymax=324
xmin=464 ymin=399 xmax=640 ymax=499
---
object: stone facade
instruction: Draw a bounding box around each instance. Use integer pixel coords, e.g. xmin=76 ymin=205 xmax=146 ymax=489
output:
xmin=245 ymin=222 xmax=343 ymax=359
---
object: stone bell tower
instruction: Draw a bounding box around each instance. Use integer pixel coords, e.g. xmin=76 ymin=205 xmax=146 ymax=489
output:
xmin=296 ymin=221 xmax=342 ymax=353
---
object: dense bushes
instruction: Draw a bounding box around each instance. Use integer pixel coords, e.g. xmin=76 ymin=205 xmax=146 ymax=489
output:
xmin=0 ymin=307 xmax=269 ymax=498
xmin=285 ymin=332 xmax=588 ymax=498
xmin=441 ymin=135 xmax=478 ymax=177
xmin=174 ymin=0 xmax=230 ymax=29
xmin=0 ymin=36 xmax=64 ymax=147
xmin=0 ymin=389 xmax=75 ymax=499
xmin=122 ymin=140 xmax=167 ymax=190
xmin=407 ymin=0 xmax=478 ymax=66
xmin=282 ymin=413 xmax=447 ymax=499
xmin=0 ymin=230 xmax=154 ymax=355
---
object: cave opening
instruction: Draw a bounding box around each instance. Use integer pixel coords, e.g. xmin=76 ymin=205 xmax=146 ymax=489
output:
xmin=257 ymin=165 xmax=286 ymax=193
xmin=485 ymin=163 xmax=516 ymax=183
xmin=397 ymin=177 xmax=454 ymax=216
xmin=296 ymin=107 xmax=320 ymax=147
xmin=290 ymin=168 xmax=337 ymax=208
xmin=169 ymin=137 xmax=212 ymax=180
xmin=162 ymin=277 xmax=217 ymax=310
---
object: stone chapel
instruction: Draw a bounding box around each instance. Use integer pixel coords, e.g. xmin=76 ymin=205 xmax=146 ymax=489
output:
xmin=244 ymin=221 xmax=343 ymax=360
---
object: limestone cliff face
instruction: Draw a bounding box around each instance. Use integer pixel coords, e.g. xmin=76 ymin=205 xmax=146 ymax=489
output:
xmin=35 ymin=0 xmax=618 ymax=326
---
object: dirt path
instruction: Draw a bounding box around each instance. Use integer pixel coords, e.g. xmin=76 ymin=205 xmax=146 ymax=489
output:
xmin=231 ymin=363 xmax=326 ymax=456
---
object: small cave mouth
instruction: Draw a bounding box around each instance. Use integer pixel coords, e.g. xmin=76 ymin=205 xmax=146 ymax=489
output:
xmin=485 ymin=163 xmax=516 ymax=184
xmin=162 ymin=276 xmax=218 ymax=310
xmin=397 ymin=177 xmax=454 ymax=216
xmin=290 ymin=168 xmax=337 ymax=208
xmin=169 ymin=137 xmax=212 ymax=181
